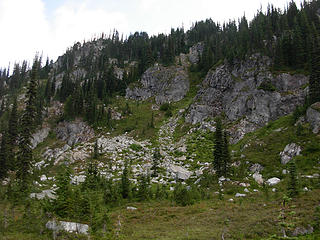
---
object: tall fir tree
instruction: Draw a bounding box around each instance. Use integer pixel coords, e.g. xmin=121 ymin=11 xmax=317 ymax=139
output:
xmin=121 ymin=162 xmax=130 ymax=199
xmin=287 ymin=160 xmax=298 ymax=197
xmin=16 ymin=58 xmax=38 ymax=188
xmin=309 ymin=34 xmax=320 ymax=105
xmin=222 ymin=131 xmax=231 ymax=177
xmin=7 ymin=97 xmax=18 ymax=170
xmin=0 ymin=130 xmax=8 ymax=180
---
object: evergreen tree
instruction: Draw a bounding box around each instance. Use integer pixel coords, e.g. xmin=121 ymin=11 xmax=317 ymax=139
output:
xmin=16 ymin=59 xmax=38 ymax=188
xmin=222 ymin=131 xmax=231 ymax=177
xmin=309 ymin=37 xmax=320 ymax=104
xmin=151 ymin=147 xmax=161 ymax=177
xmin=213 ymin=118 xmax=223 ymax=177
xmin=287 ymin=160 xmax=298 ymax=197
xmin=137 ymin=174 xmax=150 ymax=201
xmin=53 ymin=165 xmax=72 ymax=218
xmin=7 ymin=97 xmax=18 ymax=170
xmin=0 ymin=131 xmax=8 ymax=180
xmin=121 ymin=162 xmax=130 ymax=199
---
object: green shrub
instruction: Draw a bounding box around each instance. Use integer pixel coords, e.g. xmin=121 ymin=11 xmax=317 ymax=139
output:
xmin=129 ymin=143 xmax=143 ymax=152
xmin=173 ymin=183 xmax=200 ymax=206
xmin=160 ymin=103 xmax=170 ymax=111
xmin=257 ymin=82 xmax=276 ymax=92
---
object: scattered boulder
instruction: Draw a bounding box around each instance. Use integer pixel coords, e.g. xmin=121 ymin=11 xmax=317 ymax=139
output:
xmin=244 ymin=188 xmax=250 ymax=193
xmin=30 ymin=189 xmax=56 ymax=200
xmin=292 ymin=225 xmax=314 ymax=237
xmin=280 ymin=143 xmax=301 ymax=165
xmin=71 ymin=175 xmax=86 ymax=185
xmin=306 ymin=102 xmax=320 ymax=134
xmin=127 ymin=206 xmax=137 ymax=210
xmin=168 ymin=165 xmax=192 ymax=180
xmin=235 ymin=193 xmax=246 ymax=197
xmin=40 ymin=175 xmax=47 ymax=181
xmin=253 ymin=172 xmax=264 ymax=184
xmin=46 ymin=220 xmax=89 ymax=235
xmin=266 ymin=177 xmax=281 ymax=186
xmin=249 ymin=163 xmax=264 ymax=173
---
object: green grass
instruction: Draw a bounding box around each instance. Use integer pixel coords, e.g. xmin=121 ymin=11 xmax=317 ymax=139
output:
xmin=110 ymin=190 xmax=320 ymax=240
xmin=231 ymin=115 xmax=320 ymax=179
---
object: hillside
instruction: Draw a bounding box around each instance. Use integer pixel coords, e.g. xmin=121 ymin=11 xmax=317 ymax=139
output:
xmin=0 ymin=1 xmax=320 ymax=239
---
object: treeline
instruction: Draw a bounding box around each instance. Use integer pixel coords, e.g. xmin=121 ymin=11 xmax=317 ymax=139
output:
xmin=1 ymin=1 xmax=320 ymax=127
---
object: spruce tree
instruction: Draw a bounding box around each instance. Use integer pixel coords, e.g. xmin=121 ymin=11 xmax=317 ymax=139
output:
xmin=288 ymin=160 xmax=298 ymax=197
xmin=121 ymin=162 xmax=130 ymax=199
xmin=309 ymin=36 xmax=320 ymax=105
xmin=151 ymin=147 xmax=161 ymax=177
xmin=7 ymin=97 xmax=18 ymax=170
xmin=16 ymin=59 xmax=38 ymax=188
xmin=213 ymin=118 xmax=223 ymax=177
xmin=0 ymin=131 xmax=8 ymax=180
xmin=222 ymin=131 xmax=231 ymax=177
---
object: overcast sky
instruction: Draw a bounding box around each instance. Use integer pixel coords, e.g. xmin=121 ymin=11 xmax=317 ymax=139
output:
xmin=0 ymin=0 xmax=302 ymax=69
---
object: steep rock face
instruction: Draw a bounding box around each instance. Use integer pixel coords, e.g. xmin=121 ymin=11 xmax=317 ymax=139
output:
xmin=55 ymin=119 xmax=94 ymax=146
xmin=186 ymin=54 xmax=308 ymax=142
xmin=188 ymin=42 xmax=204 ymax=64
xmin=306 ymin=102 xmax=320 ymax=134
xmin=126 ymin=64 xmax=189 ymax=104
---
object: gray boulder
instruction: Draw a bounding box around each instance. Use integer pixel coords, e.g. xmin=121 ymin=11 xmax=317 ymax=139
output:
xmin=266 ymin=177 xmax=280 ymax=186
xmin=168 ymin=165 xmax=192 ymax=180
xmin=249 ymin=163 xmax=264 ymax=173
xmin=306 ymin=102 xmax=320 ymax=134
xmin=292 ymin=225 xmax=313 ymax=237
xmin=235 ymin=193 xmax=246 ymax=197
xmin=280 ymin=143 xmax=302 ymax=165
xmin=46 ymin=220 xmax=89 ymax=235
xmin=30 ymin=189 xmax=56 ymax=200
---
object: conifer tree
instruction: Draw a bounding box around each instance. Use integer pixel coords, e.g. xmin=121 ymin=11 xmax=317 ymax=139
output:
xmin=309 ymin=35 xmax=320 ymax=104
xmin=16 ymin=58 xmax=38 ymax=187
xmin=121 ymin=162 xmax=130 ymax=199
xmin=151 ymin=147 xmax=161 ymax=177
xmin=288 ymin=160 xmax=298 ymax=197
xmin=7 ymin=97 xmax=18 ymax=170
xmin=222 ymin=131 xmax=231 ymax=177
xmin=0 ymin=131 xmax=8 ymax=180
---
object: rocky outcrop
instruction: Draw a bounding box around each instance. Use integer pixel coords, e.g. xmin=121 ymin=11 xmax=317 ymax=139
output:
xmin=126 ymin=64 xmax=189 ymax=104
xmin=55 ymin=119 xmax=94 ymax=146
xmin=31 ymin=127 xmax=50 ymax=149
xmin=280 ymin=143 xmax=301 ymax=165
xmin=186 ymin=54 xmax=308 ymax=142
xmin=306 ymin=102 xmax=320 ymax=134
xmin=188 ymin=42 xmax=204 ymax=64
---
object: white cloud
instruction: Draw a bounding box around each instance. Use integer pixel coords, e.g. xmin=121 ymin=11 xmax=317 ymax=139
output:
xmin=0 ymin=0 xmax=50 ymax=68
xmin=0 ymin=0 xmax=302 ymax=69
